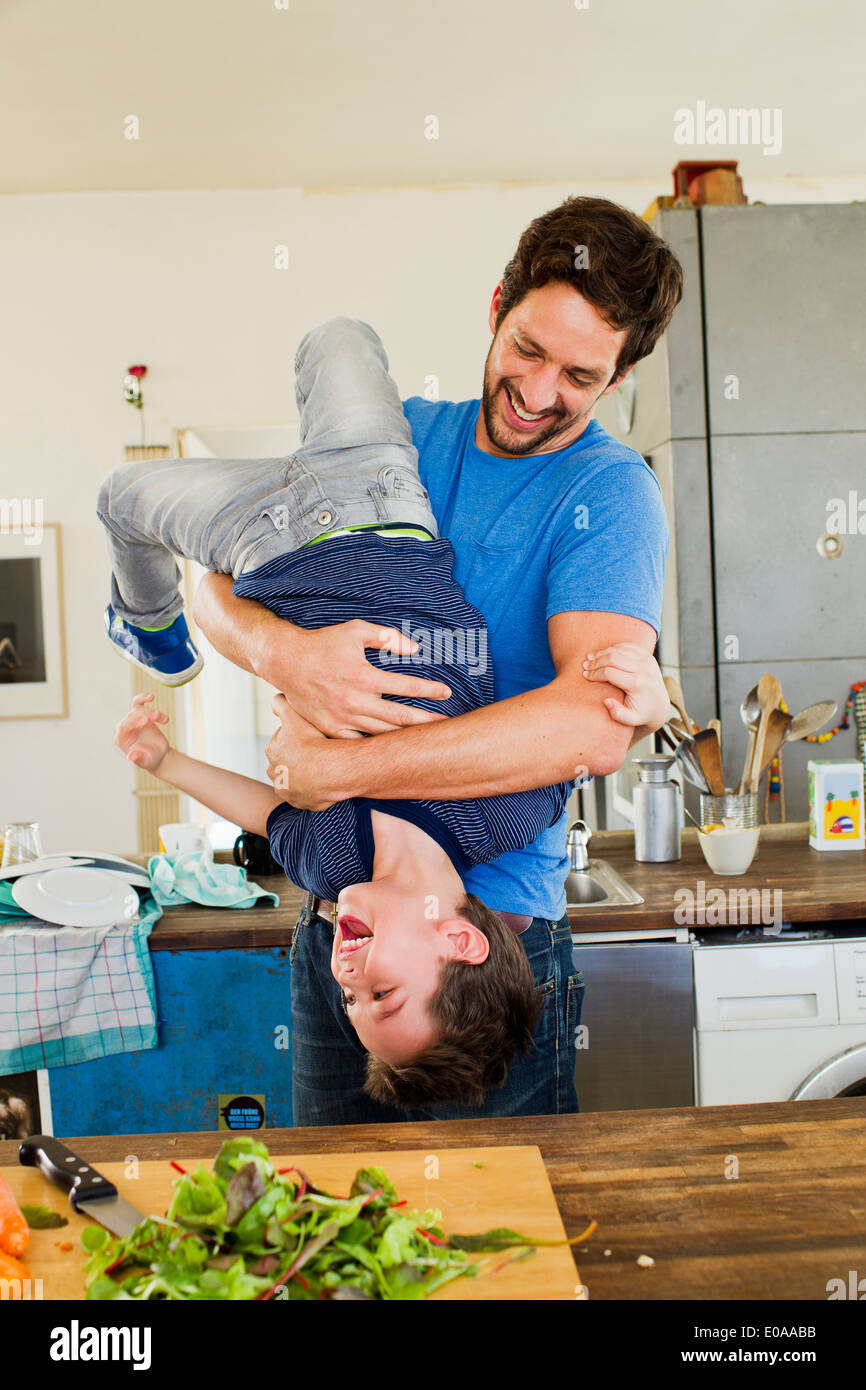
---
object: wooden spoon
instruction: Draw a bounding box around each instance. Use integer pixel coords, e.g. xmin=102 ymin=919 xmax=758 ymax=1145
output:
xmin=748 ymin=674 xmax=783 ymax=794
xmin=664 ymin=676 xmax=699 ymax=735
xmin=754 ymin=709 xmax=793 ymax=782
xmin=708 ymin=718 xmax=722 ymax=763
xmin=786 ymin=700 xmax=837 ymax=743
xmin=693 ymin=728 xmax=726 ymax=796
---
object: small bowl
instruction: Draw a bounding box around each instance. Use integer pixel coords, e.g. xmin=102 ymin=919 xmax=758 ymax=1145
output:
xmin=697 ymin=824 xmax=760 ymax=876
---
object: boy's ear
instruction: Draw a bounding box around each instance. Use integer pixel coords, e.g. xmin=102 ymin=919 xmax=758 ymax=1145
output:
xmin=438 ymin=917 xmax=490 ymax=965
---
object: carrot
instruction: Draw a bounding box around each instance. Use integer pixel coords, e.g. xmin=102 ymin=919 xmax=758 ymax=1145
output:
xmin=0 ymin=1172 xmax=30 ymax=1258
xmin=0 ymin=1249 xmax=32 ymax=1281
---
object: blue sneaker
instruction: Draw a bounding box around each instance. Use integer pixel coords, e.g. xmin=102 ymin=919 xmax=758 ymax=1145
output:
xmin=104 ymin=605 xmax=204 ymax=686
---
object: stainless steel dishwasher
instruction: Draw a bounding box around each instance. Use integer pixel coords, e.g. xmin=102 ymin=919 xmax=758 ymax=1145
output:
xmin=571 ymin=932 xmax=695 ymax=1112
xmin=564 ymin=818 xmax=695 ymax=1112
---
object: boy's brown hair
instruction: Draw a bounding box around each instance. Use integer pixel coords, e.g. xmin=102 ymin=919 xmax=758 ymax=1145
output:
xmin=364 ymin=893 xmax=543 ymax=1108
xmin=496 ymin=194 xmax=684 ymax=383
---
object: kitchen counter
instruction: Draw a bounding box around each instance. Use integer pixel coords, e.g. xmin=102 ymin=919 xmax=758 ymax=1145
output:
xmin=144 ymin=821 xmax=866 ymax=949
xmin=4 ymin=1097 xmax=864 ymax=1300
xmin=572 ymin=820 xmax=866 ymax=933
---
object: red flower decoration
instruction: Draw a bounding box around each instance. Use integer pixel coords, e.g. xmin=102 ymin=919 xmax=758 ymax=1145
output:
xmin=128 ymin=365 xmax=148 ymax=379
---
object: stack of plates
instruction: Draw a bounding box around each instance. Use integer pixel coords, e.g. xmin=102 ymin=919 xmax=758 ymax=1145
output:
xmin=0 ymin=853 xmax=148 ymax=927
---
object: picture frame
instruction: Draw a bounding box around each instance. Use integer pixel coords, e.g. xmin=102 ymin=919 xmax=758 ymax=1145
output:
xmin=0 ymin=521 xmax=68 ymax=719
xmin=0 ymin=1069 xmax=52 ymax=1140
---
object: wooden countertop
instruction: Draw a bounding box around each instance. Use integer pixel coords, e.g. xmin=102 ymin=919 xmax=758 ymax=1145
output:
xmin=4 ymin=1098 xmax=864 ymax=1300
xmin=573 ymin=820 xmax=866 ymax=932
xmin=143 ymin=822 xmax=865 ymax=950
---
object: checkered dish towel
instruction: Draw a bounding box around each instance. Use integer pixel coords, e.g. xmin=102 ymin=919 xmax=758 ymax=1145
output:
xmin=0 ymin=895 xmax=161 ymax=1074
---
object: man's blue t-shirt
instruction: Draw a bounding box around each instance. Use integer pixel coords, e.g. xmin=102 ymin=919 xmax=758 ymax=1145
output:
xmin=401 ymin=397 xmax=669 ymax=919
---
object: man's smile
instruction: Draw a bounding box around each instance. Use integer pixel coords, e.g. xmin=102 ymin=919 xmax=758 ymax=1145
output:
xmin=501 ymin=383 xmax=557 ymax=431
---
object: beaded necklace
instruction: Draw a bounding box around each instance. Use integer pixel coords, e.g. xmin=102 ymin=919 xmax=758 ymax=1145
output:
xmin=766 ymin=681 xmax=866 ymax=819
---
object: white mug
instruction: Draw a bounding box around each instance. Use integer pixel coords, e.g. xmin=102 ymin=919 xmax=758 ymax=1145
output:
xmin=158 ymin=822 xmax=211 ymax=856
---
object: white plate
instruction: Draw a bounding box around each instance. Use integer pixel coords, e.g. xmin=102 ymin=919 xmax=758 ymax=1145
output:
xmin=0 ymin=856 xmax=93 ymax=882
xmin=64 ymin=852 xmax=146 ymax=871
xmin=11 ymin=867 xmax=141 ymax=928
xmin=65 ymin=853 xmax=152 ymax=890
xmin=70 ymin=856 xmax=151 ymax=889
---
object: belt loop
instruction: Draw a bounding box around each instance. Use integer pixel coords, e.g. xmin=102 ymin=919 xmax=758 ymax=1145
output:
xmin=366 ymin=483 xmax=391 ymax=522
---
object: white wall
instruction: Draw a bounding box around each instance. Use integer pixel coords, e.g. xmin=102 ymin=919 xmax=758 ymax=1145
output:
xmin=0 ymin=175 xmax=859 ymax=850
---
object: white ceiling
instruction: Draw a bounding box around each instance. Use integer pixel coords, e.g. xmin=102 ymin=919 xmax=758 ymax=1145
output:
xmin=2 ymin=0 xmax=864 ymax=194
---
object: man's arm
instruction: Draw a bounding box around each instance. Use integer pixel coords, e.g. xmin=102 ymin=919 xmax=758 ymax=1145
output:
xmin=265 ymin=611 xmax=661 ymax=807
xmin=192 ymin=572 xmax=452 ymax=738
xmin=192 ymin=573 xmax=286 ymax=682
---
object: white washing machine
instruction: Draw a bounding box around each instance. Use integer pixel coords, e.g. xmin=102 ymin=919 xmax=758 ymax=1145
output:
xmin=694 ymin=929 xmax=866 ymax=1104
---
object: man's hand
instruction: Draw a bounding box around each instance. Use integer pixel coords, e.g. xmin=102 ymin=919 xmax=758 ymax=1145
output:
xmin=280 ymin=621 xmax=454 ymax=738
xmin=582 ymin=641 xmax=670 ymax=735
xmin=193 ymin=572 xmax=453 ymax=738
xmin=265 ymin=693 xmax=338 ymax=810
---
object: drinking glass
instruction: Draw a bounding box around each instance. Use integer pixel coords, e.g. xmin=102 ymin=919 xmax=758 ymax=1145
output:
xmin=1 ymin=822 xmax=45 ymax=867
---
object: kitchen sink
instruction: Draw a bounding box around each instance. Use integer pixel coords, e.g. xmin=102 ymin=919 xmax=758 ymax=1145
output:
xmin=565 ymin=857 xmax=644 ymax=909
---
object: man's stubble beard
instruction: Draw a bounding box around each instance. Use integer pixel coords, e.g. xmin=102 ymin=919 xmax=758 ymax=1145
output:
xmin=480 ymin=347 xmax=600 ymax=458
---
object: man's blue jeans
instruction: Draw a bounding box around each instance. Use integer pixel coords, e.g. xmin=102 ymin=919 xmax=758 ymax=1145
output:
xmin=289 ymin=904 xmax=584 ymax=1125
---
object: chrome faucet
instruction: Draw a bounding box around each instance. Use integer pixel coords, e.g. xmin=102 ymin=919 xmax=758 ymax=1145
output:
xmin=566 ymin=819 xmax=591 ymax=873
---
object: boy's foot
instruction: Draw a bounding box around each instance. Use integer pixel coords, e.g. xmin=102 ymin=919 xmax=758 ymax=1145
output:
xmin=104 ymin=605 xmax=204 ymax=686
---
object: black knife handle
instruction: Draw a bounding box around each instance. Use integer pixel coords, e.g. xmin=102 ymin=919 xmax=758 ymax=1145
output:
xmin=18 ymin=1134 xmax=119 ymax=1209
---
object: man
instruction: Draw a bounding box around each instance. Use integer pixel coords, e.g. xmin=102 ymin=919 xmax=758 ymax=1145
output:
xmin=194 ymin=195 xmax=684 ymax=1123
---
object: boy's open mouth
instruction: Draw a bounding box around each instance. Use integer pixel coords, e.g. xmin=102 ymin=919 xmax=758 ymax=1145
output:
xmin=338 ymin=915 xmax=373 ymax=955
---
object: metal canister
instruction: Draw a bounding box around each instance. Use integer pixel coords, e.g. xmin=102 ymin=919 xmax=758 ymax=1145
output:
xmin=633 ymin=755 xmax=682 ymax=862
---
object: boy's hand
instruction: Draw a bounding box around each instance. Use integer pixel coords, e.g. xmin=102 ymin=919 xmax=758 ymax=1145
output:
xmin=114 ymin=693 xmax=171 ymax=773
xmin=583 ymin=643 xmax=670 ymax=731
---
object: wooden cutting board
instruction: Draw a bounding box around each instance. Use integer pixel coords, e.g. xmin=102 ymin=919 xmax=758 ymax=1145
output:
xmin=8 ymin=1144 xmax=583 ymax=1301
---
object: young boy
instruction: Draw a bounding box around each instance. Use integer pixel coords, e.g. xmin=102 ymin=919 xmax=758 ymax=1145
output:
xmin=102 ymin=317 xmax=669 ymax=1106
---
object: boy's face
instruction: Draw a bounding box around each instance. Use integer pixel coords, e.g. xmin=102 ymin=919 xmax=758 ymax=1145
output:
xmin=329 ymin=881 xmax=489 ymax=1063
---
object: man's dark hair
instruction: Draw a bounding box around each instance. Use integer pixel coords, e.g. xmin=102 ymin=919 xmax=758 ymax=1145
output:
xmin=495 ymin=195 xmax=684 ymax=382
xmin=364 ymin=892 xmax=543 ymax=1108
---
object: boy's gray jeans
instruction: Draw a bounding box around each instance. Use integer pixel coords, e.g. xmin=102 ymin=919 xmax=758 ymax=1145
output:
xmin=97 ymin=317 xmax=438 ymax=628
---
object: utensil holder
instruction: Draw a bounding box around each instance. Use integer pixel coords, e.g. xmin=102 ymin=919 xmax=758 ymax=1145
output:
xmin=699 ymin=793 xmax=759 ymax=829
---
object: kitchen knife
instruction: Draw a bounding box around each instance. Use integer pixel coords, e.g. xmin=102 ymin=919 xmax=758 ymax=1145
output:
xmin=19 ymin=1134 xmax=145 ymax=1239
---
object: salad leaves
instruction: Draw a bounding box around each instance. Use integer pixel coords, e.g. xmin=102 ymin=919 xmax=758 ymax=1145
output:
xmin=81 ymin=1142 xmax=516 ymax=1301
xmin=21 ymin=1203 xmax=68 ymax=1230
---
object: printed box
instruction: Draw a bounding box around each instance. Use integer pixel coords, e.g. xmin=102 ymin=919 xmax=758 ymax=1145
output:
xmin=808 ymin=759 xmax=865 ymax=851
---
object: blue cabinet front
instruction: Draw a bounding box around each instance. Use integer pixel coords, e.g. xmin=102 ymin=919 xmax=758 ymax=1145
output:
xmin=47 ymin=948 xmax=293 ymax=1136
